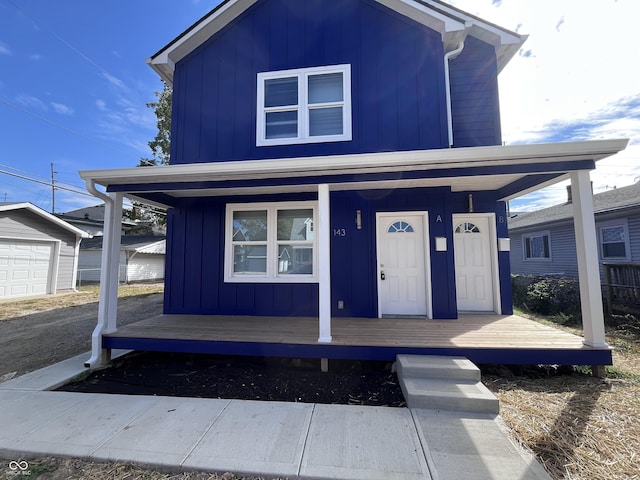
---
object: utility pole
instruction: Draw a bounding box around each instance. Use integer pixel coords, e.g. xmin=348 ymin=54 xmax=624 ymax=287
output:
xmin=50 ymin=162 xmax=57 ymax=214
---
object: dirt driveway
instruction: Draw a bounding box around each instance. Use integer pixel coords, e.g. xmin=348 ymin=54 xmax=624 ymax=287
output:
xmin=0 ymin=285 xmax=163 ymax=380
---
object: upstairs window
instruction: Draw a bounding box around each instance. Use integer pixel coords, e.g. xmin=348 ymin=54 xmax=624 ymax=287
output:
xmin=256 ymin=64 xmax=352 ymax=146
xmin=523 ymin=231 xmax=551 ymax=261
xmin=599 ymin=221 xmax=630 ymax=260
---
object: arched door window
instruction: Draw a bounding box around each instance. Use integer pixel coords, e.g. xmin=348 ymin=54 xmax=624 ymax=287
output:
xmin=388 ymin=221 xmax=414 ymax=233
xmin=454 ymin=222 xmax=480 ymax=234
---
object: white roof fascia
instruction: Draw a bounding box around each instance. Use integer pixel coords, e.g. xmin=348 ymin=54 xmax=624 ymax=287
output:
xmin=147 ymin=0 xmax=257 ymax=85
xmin=375 ymin=0 xmax=467 ymax=52
xmin=133 ymin=240 xmax=166 ymax=255
xmin=80 ymin=139 xmax=629 ymax=188
xmin=419 ymin=0 xmax=526 ymax=71
xmin=0 ymin=202 xmax=90 ymax=238
xmin=147 ymin=0 xmax=524 ymax=85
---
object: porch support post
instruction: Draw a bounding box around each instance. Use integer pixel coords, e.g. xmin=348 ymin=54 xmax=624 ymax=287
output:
xmin=570 ymin=170 xmax=608 ymax=348
xmin=84 ymin=192 xmax=123 ymax=367
xmin=318 ymin=183 xmax=332 ymax=343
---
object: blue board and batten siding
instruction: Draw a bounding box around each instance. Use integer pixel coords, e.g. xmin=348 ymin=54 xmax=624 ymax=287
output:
xmin=449 ymin=36 xmax=502 ymax=147
xmin=170 ymin=0 xmax=501 ymax=165
xmin=164 ymin=188 xmax=513 ymax=318
xmin=163 ymin=0 xmax=510 ymax=319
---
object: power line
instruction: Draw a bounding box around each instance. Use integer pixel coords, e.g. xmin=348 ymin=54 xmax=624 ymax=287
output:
xmin=0 ymin=168 xmax=93 ymax=198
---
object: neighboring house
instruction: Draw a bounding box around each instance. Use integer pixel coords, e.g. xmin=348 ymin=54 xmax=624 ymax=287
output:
xmin=57 ymin=204 xmax=136 ymax=236
xmin=509 ymin=183 xmax=640 ymax=278
xmin=0 ymin=202 xmax=89 ymax=299
xmin=79 ymin=0 xmax=627 ymax=368
xmin=77 ymin=235 xmax=166 ymax=284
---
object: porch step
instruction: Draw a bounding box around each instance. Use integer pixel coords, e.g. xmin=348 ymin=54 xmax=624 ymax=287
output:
xmin=396 ymin=355 xmax=499 ymax=414
xmin=396 ymin=354 xmax=480 ymax=382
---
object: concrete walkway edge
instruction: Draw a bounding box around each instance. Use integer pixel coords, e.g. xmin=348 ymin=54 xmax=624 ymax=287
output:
xmin=0 ymin=353 xmax=552 ymax=480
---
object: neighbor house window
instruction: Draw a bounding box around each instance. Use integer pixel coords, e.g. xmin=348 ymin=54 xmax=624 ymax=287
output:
xmin=599 ymin=221 xmax=630 ymax=260
xmin=523 ymin=231 xmax=551 ymax=260
xmin=225 ymin=202 xmax=317 ymax=283
xmin=256 ymin=64 xmax=352 ymax=146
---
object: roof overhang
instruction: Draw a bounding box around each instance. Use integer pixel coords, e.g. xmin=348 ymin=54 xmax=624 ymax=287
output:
xmin=147 ymin=0 xmax=527 ymax=85
xmin=0 ymin=202 xmax=90 ymax=238
xmin=80 ymin=140 xmax=629 ymax=209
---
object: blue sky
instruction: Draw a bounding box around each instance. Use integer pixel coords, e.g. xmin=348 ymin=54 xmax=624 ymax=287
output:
xmin=1 ymin=0 xmax=638 ymax=214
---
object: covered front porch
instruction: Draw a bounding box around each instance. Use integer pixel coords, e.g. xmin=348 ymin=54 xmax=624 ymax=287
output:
xmin=102 ymin=313 xmax=612 ymax=366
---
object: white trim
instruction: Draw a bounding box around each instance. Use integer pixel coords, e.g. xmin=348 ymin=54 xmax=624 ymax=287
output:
xmin=453 ymin=213 xmax=501 ymax=314
xmin=48 ymin=240 xmax=61 ymax=294
xmin=147 ymin=0 xmax=526 ymax=84
xmin=375 ymin=211 xmax=432 ymax=319
xmin=71 ymin=237 xmax=82 ymax=291
xmin=317 ymin=184 xmax=332 ymax=342
xmin=256 ymin=64 xmax=352 ymax=146
xmin=522 ymin=230 xmax=552 ymax=262
xmin=80 ymin=140 xmax=629 ymax=189
xmin=571 ymin=170 xmax=608 ymax=348
xmin=224 ymin=201 xmax=318 ymax=283
xmin=597 ymin=219 xmax=630 ymax=261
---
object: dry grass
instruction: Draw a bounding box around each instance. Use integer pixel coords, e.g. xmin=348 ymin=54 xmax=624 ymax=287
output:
xmin=485 ymin=311 xmax=640 ymax=480
xmin=0 ymin=283 xmax=163 ymax=321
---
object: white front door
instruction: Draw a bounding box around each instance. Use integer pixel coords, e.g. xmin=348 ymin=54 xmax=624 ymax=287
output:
xmin=453 ymin=214 xmax=496 ymax=312
xmin=376 ymin=213 xmax=429 ymax=317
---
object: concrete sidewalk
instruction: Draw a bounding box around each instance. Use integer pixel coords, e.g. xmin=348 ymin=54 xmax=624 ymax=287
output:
xmin=0 ymin=354 xmax=551 ymax=480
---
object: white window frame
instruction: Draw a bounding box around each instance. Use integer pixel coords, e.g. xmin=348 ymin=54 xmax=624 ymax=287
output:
xmin=256 ymin=64 xmax=352 ymax=146
xmin=522 ymin=231 xmax=551 ymax=261
xmin=598 ymin=219 xmax=630 ymax=261
xmin=224 ymin=201 xmax=318 ymax=283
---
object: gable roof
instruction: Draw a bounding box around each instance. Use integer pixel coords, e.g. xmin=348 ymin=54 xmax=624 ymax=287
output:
xmin=508 ymin=182 xmax=640 ymax=231
xmin=58 ymin=204 xmax=136 ymax=227
xmin=147 ymin=0 xmax=526 ymax=84
xmin=0 ymin=202 xmax=90 ymax=238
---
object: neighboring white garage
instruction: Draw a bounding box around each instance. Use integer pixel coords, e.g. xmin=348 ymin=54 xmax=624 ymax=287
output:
xmin=0 ymin=203 xmax=89 ymax=299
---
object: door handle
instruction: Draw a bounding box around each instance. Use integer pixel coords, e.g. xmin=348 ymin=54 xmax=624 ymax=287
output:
xmin=380 ymin=271 xmax=385 ymax=280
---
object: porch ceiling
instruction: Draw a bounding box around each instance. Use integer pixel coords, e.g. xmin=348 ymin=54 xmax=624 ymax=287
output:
xmin=80 ymin=139 xmax=628 ymax=208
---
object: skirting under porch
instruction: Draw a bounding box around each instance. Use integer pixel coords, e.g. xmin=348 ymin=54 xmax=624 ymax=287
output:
xmin=102 ymin=314 xmax=612 ymax=366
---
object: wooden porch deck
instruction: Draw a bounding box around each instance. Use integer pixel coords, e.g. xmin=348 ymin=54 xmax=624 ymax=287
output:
xmin=103 ymin=314 xmax=613 ymax=365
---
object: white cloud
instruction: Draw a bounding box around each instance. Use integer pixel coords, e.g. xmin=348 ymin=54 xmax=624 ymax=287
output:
xmin=0 ymin=41 xmax=12 ymax=55
xmin=450 ymin=0 xmax=640 ymax=210
xmin=29 ymin=53 xmax=42 ymax=61
xmin=51 ymin=102 xmax=74 ymax=115
xmin=95 ymin=99 xmax=107 ymax=111
xmin=102 ymin=72 xmax=126 ymax=89
xmin=16 ymin=94 xmax=47 ymax=111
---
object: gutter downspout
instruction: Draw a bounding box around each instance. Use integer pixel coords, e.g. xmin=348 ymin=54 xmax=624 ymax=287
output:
xmin=444 ymin=41 xmax=465 ymax=148
xmin=84 ymin=179 xmax=122 ymax=368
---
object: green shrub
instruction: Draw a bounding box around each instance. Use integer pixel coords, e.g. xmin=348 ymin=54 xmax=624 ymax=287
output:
xmin=511 ymin=275 xmax=581 ymax=323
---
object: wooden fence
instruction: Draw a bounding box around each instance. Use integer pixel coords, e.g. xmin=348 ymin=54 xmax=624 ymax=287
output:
xmin=603 ymin=263 xmax=640 ymax=316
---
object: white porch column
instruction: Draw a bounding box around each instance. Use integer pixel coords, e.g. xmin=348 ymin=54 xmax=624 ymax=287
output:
xmin=317 ymin=184 xmax=332 ymax=343
xmin=571 ymin=170 xmax=608 ymax=348
xmin=85 ymin=192 xmax=123 ymax=367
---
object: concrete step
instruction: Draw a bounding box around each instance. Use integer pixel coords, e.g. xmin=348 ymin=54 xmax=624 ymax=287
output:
xmin=396 ymin=354 xmax=480 ymax=382
xmin=400 ymin=377 xmax=499 ymax=414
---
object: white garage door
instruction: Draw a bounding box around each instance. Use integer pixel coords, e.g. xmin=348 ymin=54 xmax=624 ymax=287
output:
xmin=0 ymin=239 xmax=53 ymax=299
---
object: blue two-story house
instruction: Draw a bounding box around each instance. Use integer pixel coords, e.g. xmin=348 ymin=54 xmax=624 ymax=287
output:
xmin=81 ymin=0 xmax=627 ymax=368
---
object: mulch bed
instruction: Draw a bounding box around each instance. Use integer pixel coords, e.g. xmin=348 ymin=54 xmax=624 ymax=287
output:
xmin=57 ymin=352 xmax=406 ymax=407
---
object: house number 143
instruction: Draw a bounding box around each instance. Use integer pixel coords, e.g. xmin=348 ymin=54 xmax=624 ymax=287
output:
xmin=333 ymin=228 xmax=347 ymax=236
